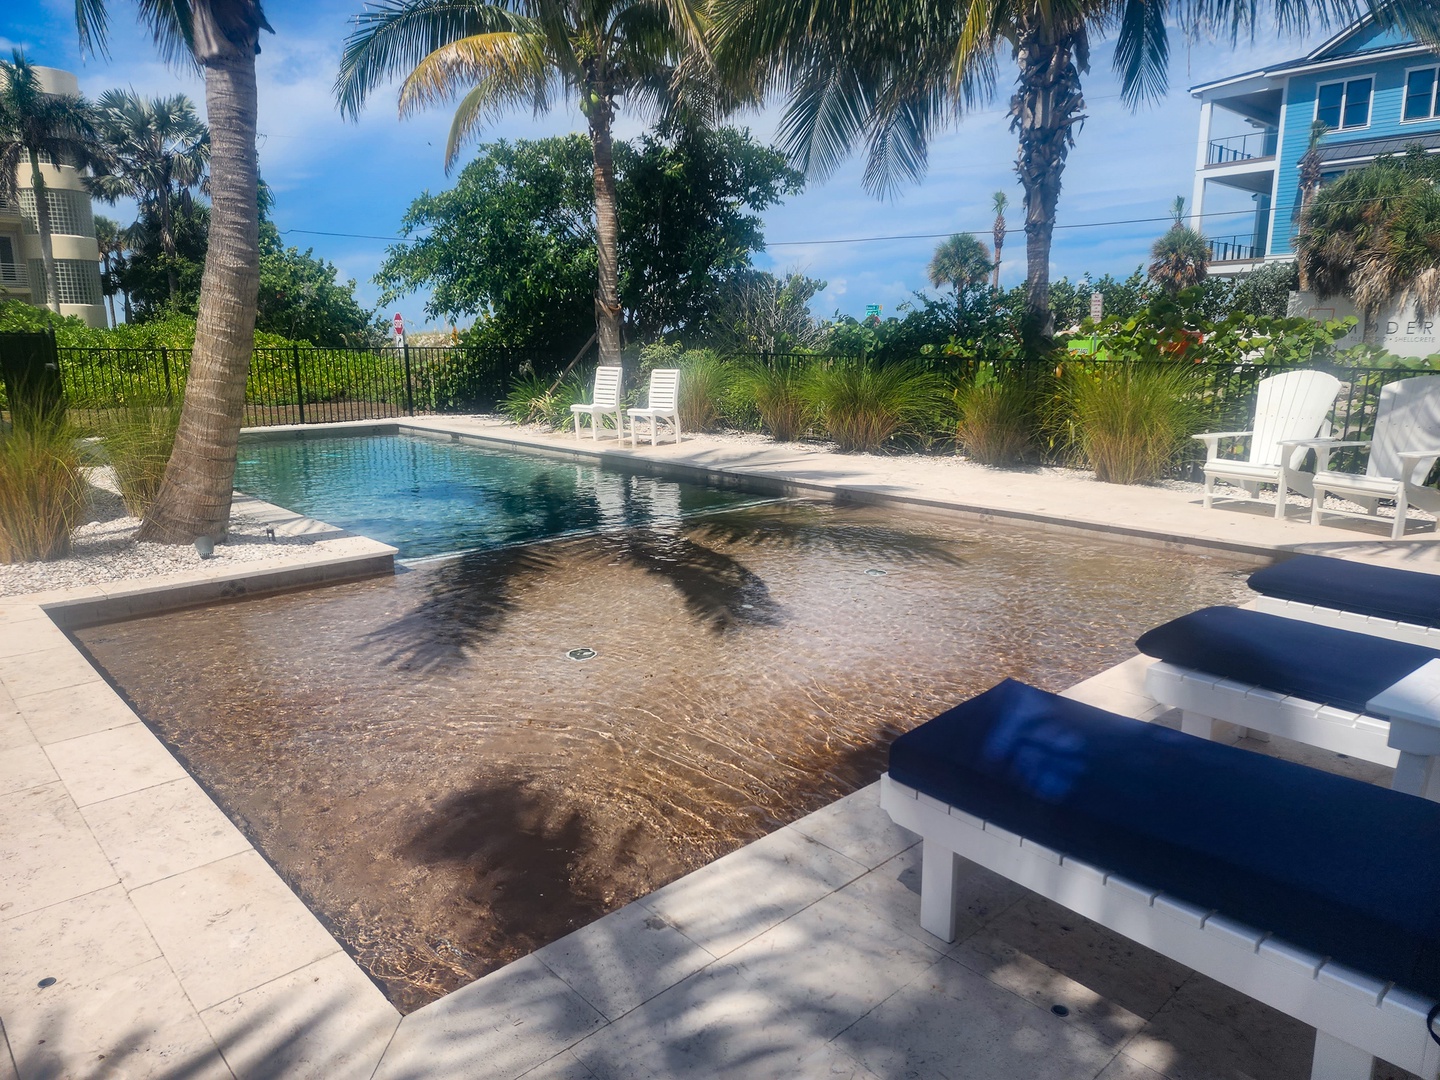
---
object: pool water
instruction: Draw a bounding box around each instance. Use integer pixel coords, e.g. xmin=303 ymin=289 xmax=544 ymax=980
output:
xmin=234 ymin=433 xmax=759 ymax=560
xmin=78 ymin=473 xmax=1261 ymax=1013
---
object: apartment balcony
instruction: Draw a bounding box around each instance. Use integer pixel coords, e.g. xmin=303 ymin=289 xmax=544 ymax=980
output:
xmin=1206 ymin=129 xmax=1279 ymax=166
xmin=0 ymin=260 xmax=29 ymax=291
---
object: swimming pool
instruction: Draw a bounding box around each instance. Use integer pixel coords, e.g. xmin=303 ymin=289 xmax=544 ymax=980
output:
xmin=234 ymin=432 xmax=759 ymax=560
xmin=80 ymin=436 xmax=1262 ymax=1012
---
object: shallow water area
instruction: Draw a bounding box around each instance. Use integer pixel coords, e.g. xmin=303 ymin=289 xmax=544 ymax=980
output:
xmin=76 ymin=496 xmax=1260 ymax=1013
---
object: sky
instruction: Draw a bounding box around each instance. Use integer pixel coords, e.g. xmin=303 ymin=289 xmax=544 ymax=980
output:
xmin=2 ymin=1 xmax=1335 ymax=328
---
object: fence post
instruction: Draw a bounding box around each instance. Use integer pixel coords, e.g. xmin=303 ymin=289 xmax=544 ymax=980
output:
xmin=160 ymin=346 xmax=173 ymax=404
xmin=291 ymin=344 xmax=306 ymax=425
xmin=403 ymin=342 xmax=414 ymax=416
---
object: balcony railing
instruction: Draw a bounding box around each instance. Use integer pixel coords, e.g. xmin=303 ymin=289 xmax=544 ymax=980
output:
xmin=1207 ymin=235 xmax=1264 ymax=262
xmin=0 ymin=261 xmax=29 ymax=288
xmin=1207 ymin=129 xmax=1279 ymax=165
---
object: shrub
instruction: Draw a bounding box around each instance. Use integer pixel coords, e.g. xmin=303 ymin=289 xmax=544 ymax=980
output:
xmin=501 ymin=370 xmax=587 ymax=429
xmin=677 ymin=350 xmax=730 ymax=433
xmin=954 ymin=367 xmax=1034 ymax=466
xmin=807 ymin=358 xmax=949 ymax=453
xmin=730 ymin=355 xmax=814 ymax=442
xmin=96 ymin=400 xmax=182 ymax=515
xmin=0 ymin=410 xmax=87 ymax=563
xmin=1062 ymin=363 xmax=1198 ymax=484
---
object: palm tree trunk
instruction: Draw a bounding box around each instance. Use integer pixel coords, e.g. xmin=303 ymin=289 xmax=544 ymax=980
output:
xmin=27 ymin=149 xmax=62 ymax=315
xmin=587 ymin=97 xmax=623 ymax=367
xmin=160 ymin=187 xmax=179 ymax=304
xmin=1010 ymin=21 xmax=1086 ymax=347
xmin=139 ymin=6 xmax=262 ymax=543
xmin=992 ymin=225 xmax=1004 ymax=291
xmin=102 ymin=253 xmax=117 ymax=328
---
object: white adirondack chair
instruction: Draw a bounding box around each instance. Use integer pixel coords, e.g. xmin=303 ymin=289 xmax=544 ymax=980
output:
xmin=1196 ymin=369 xmax=1342 ymax=518
xmin=570 ymin=365 xmax=625 ymax=441
xmin=627 ymin=368 xmax=681 ymax=447
xmin=1309 ymin=375 xmax=1440 ymax=539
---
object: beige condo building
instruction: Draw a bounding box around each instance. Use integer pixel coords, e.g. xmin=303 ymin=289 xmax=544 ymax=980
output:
xmin=0 ymin=66 xmax=106 ymax=328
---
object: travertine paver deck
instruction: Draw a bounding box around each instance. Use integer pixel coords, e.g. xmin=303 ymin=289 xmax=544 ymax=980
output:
xmin=0 ymin=419 xmax=1432 ymax=1080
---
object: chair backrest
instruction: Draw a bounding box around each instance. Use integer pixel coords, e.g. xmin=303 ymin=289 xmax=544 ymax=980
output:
xmin=645 ymin=368 xmax=680 ymax=411
xmin=590 ymin=365 xmax=623 ymax=408
xmin=1247 ymin=370 xmax=1342 ymax=466
xmin=1368 ymin=375 xmax=1440 ymax=483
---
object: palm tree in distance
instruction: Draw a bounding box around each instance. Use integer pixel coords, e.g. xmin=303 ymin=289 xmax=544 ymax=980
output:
xmin=74 ymin=0 xmax=273 ymax=545
xmin=1148 ymin=196 xmax=1210 ymax=296
xmin=0 ymin=52 xmax=102 ymax=316
xmin=89 ymin=90 xmax=210 ymax=307
xmin=990 ymin=191 xmax=1008 ymax=292
xmin=928 ymin=233 xmax=992 ymax=314
xmin=334 ymin=0 xmax=712 ymax=368
xmin=712 ymin=0 xmax=1440 ymax=346
xmin=93 ymin=213 xmax=128 ymax=327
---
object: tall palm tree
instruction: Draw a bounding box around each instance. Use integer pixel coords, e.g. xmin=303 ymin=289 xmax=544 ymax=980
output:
xmin=712 ymin=0 xmax=1440 ymax=345
xmin=74 ymin=1 xmax=273 ymax=545
xmin=0 ymin=52 xmax=102 ymax=316
xmin=89 ymin=90 xmax=210 ymax=307
xmin=94 ymin=213 xmax=127 ymax=327
xmin=335 ymin=0 xmax=711 ymax=367
xmin=1148 ymin=197 xmax=1210 ymax=296
xmin=990 ymin=190 xmax=1007 ymax=291
xmin=927 ymin=232 xmax=992 ymax=310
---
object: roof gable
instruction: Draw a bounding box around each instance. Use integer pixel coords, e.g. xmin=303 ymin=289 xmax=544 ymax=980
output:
xmin=1309 ymin=15 xmax=1417 ymax=60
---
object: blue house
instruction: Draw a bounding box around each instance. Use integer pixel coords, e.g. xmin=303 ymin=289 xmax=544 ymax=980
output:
xmin=1190 ymin=15 xmax=1440 ymax=273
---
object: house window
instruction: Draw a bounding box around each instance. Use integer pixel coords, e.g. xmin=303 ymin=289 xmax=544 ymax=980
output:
xmin=27 ymin=258 xmax=102 ymax=306
xmin=1316 ymin=78 xmax=1373 ymax=130
xmin=0 ymin=235 xmax=21 ymax=287
xmin=1405 ymin=67 xmax=1439 ymax=121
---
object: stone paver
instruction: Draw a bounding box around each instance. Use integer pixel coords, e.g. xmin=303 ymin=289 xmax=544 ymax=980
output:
xmin=0 ymin=744 xmax=55 ymax=798
xmin=43 ymin=722 xmax=188 ymax=806
xmin=200 ymin=951 xmax=399 ymax=1080
xmin=0 ymin=781 xmax=117 ymax=920
xmin=16 ymin=680 xmax=143 ymax=745
xmin=128 ymin=850 xmax=341 ymax=1012
xmin=80 ymin=777 xmax=252 ymax=889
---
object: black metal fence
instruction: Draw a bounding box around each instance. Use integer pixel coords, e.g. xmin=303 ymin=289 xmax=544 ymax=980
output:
xmin=52 ymin=342 xmax=552 ymax=427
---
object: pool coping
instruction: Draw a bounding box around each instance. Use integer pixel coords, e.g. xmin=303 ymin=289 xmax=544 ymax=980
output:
xmin=1 ymin=418 xmax=1436 ymax=1079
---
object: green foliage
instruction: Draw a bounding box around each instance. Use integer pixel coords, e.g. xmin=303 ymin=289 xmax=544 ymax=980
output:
xmin=376 ymin=129 xmax=803 ymax=353
xmin=676 ymin=350 xmax=732 ymax=433
xmin=1061 ymin=364 xmax=1198 ymax=485
xmin=805 ymin=358 xmax=949 ymax=453
xmin=709 ymin=271 xmax=827 ymax=353
xmin=256 ymin=223 xmax=384 ymax=347
xmin=95 ymin=398 xmax=181 ymax=515
xmin=1148 ymin=225 xmax=1210 ymax=296
xmin=500 ymin=370 xmax=588 ymax=430
xmin=0 ymin=408 xmax=86 ymax=563
xmin=729 ymin=355 xmax=814 ymax=441
xmin=954 ymin=366 xmax=1034 ymax=466
xmin=928 ymin=233 xmax=993 ymax=302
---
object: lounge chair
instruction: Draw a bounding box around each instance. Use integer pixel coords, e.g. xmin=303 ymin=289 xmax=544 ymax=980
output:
xmin=1306 ymin=375 xmax=1440 ymax=539
xmin=882 ymin=679 xmax=1440 ymax=1080
xmin=627 ymin=368 xmax=681 ymax=447
xmin=1195 ymin=369 xmax=1342 ymax=518
xmin=1138 ymin=606 xmax=1440 ymax=798
xmin=1248 ymin=554 xmax=1440 ymax=647
xmin=570 ymin=365 xmax=625 ymax=442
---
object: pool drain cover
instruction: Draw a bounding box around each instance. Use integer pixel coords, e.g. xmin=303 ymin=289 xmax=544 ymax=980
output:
xmin=1050 ymin=1004 xmax=1070 ymax=1017
xmin=864 ymin=568 xmax=888 ymax=576
xmin=566 ymin=648 xmax=597 ymax=662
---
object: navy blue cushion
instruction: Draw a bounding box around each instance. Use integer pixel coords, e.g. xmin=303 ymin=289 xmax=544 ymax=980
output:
xmin=889 ymin=679 xmax=1440 ymax=1000
xmin=1250 ymin=554 xmax=1440 ymax=629
xmin=1135 ymin=606 xmax=1438 ymax=714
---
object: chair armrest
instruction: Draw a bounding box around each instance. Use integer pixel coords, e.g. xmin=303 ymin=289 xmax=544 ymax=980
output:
xmin=1396 ymin=449 xmax=1440 ymax=465
xmin=1193 ymin=431 xmax=1251 ymax=461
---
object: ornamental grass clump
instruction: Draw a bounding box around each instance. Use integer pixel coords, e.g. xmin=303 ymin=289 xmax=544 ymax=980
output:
xmin=954 ymin=366 xmax=1034 ymax=466
xmin=808 ymin=358 xmax=949 ymax=453
xmin=98 ymin=399 xmax=182 ymax=515
xmin=1063 ymin=363 xmax=1198 ymax=484
xmin=501 ymin=371 xmax=588 ymax=429
xmin=0 ymin=409 xmax=87 ymax=563
xmin=677 ymin=350 xmax=730 ymax=433
xmin=730 ymin=355 xmax=814 ymax=442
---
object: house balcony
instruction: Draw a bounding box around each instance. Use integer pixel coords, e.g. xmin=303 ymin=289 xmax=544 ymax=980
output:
xmin=1206 ymin=128 xmax=1279 ymax=166
xmin=1207 ymin=234 xmax=1265 ymax=263
xmin=0 ymin=259 xmax=27 ymax=290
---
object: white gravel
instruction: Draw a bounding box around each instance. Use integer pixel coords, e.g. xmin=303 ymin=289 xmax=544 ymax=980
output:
xmin=0 ymin=467 xmax=319 ymax=598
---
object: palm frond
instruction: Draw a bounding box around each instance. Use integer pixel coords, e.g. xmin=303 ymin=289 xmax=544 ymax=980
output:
xmin=397 ymin=31 xmax=549 ymax=114
xmin=1113 ymin=0 xmax=1169 ymax=106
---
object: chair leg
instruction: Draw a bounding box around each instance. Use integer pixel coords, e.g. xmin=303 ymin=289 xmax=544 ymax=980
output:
xmin=1203 ymin=474 xmax=1215 ymax=510
xmin=674 ymin=415 xmax=681 ymax=444
xmin=1311 ymin=486 xmax=1325 ymax=526
xmin=575 ymin=414 xmax=582 ymax=441
xmin=1180 ymin=710 xmax=1215 ymax=741
xmin=1392 ymin=491 xmax=1408 ymax=540
xmin=1392 ymin=750 xmax=1440 ymax=800
xmin=1273 ymin=479 xmax=1288 ymax=519
xmin=919 ymin=838 xmax=960 ymax=943
xmin=1309 ymin=1031 xmax=1373 ymax=1080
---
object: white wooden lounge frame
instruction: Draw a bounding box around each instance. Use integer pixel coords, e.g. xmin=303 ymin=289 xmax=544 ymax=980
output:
xmin=881 ymin=773 xmax=1440 ymax=1080
xmin=1249 ymin=594 xmax=1440 ymax=649
xmin=1144 ymin=658 xmax=1440 ymax=801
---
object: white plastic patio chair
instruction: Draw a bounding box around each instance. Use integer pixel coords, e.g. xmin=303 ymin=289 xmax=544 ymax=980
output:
xmin=627 ymin=368 xmax=681 ymax=447
xmin=570 ymin=365 xmax=625 ymax=441
xmin=1308 ymin=375 xmax=1440 ymax=539
xmin=1195 ymin=369 xmax=1342 ymax=518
